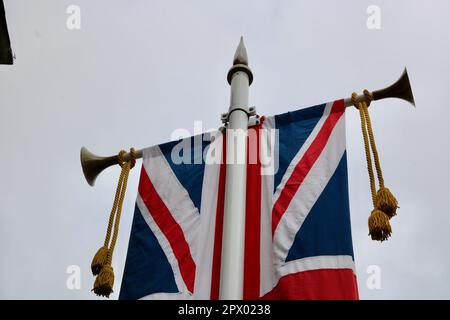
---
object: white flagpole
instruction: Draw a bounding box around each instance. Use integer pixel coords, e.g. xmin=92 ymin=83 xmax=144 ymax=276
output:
xmin=219 ymin=37 xmax=254 ymax=300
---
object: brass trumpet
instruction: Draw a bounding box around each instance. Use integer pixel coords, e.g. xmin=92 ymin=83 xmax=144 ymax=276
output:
xmin=343 ymin=68 xmax=415 ymax=107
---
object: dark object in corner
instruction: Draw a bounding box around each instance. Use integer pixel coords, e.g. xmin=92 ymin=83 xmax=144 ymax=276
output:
xmin=0 ymin=0 xmax=13 ymax=65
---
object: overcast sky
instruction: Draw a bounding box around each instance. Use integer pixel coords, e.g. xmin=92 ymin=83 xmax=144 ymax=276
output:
xmin=1 ymin=0 xmax=450 ymax=299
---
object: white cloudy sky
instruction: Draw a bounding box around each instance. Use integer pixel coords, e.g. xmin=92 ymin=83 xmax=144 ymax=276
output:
xmin=1 ymin=0 xmax=450 ymax=299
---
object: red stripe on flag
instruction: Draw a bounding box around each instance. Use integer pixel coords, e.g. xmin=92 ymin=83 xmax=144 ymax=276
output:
xmin=261 ymin=268 xmax=359 ymax=300
xmin=243 ymin=122 xmax=262 ymax=299
xmin=210 ymin=134 xmax=227 ymax=300
xmin=138 ymin=166 xmax=196 ymax=293
xmin=271 ymin=100 xmax=345 ymax=235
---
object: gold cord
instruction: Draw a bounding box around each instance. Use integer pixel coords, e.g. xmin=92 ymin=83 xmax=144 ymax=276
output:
xmin=352 ymin=92 xmax=395 ymax=241
xmin=362 ymin=90 xmax=385 ymax=188
xmin=103 ymin=150 xmax=127 ymax=247
xmin=92 ymin=148 xmax=136 ymax=297
xmin=352 ymin=93 xmax=377 ymax=206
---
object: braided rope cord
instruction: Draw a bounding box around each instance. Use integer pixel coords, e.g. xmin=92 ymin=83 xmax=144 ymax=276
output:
xmin=352 ymin=93 xmax=377 ymax=207
xmin=102 ymin=150 xmax=127 ymax=247
xmin=106 ymin=148 xmax=136 ymax=264
xmin=362 ymin=89 xmax=385 ymax=188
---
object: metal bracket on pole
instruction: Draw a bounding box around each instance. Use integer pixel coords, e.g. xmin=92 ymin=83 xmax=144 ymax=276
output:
xmin=221 ymin=106 xmax=258 ymax=126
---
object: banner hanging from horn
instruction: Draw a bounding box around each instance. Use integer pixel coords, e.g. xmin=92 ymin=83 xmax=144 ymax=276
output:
xmin=82 ymin=67 xmax=414 ymax=299
xmin=119 ymin=99 xmax=359 ymax=300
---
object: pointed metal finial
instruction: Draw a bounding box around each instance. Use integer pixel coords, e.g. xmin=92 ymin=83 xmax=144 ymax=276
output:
xmin=233 ymin=36 xmax=248 ymax=66
xmin=227 ymin=37 xmax=253 ymax=85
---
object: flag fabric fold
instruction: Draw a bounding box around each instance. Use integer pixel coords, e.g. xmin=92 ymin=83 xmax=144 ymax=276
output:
xmin=119 ymin=99 xmax=358 ymax=300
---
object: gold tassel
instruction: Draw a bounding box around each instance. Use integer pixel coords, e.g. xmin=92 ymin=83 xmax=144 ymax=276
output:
xmin=368 ymin=209 xmax=392 ymax=242
xmin=89 ymin=150 xmax=127 ymax=276
xmin=91 ymin=148 xmax=136 ymax=297
xmin=93 ymin=265 xmax=115 ymax=297
xmin=352 ymin=92 xmax=397 ymax=241
xmin=91 ymin=246 xmax=109 ymax=276
xmin=360 ymin=89 xmax=400 ymax=220
xmin=375 ymin=187 xmax=398 ymax=218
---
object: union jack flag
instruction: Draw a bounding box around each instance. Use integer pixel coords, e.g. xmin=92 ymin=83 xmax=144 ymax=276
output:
xmin=119 ymin=99 xmax=358 ymax=300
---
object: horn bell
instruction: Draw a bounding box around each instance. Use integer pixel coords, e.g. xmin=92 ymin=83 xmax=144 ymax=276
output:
xmin=372 ymin=68 xmax=415 ymax=107
xmin=80 ymin=147 xmax=118 ymax=186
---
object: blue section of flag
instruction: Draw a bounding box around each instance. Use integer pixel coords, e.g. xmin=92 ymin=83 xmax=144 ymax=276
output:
xmin=274 ymin=104 xmax=326 ymax=191
xmin=158 ymin=134 xmax=210 ymax=212
xmin=119 ymin=205 xmax=178 ymax=300
xmin=285 ymin=152 xmax=354 ymax=262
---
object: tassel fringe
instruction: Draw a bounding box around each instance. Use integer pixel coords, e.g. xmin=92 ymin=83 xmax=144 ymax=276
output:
xmin=375 ymin=187 xmax=398 ymax=218
xmin=92 ymin=265 xmax=115 ymax=298
xmin=368 ymin=209 xmax=392 ymax=242
xmin=91 ymin=246 xmax=109 ymax=276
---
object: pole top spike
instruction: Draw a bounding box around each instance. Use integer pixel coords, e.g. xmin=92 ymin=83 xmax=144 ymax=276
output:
xmin=228 ymin=36 xmax=253 ymax=85
xmin=233 ymin=36 xmax=248 ymax=66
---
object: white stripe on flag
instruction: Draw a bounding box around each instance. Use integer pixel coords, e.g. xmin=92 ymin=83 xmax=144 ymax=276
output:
xmin=272 ymin=102 xmax=333 ymax=205
xmin=273 ymin=114 xmax=346 ymax=265
xmin=142 ymin=146 xmax=200 ymax=260
xmin=136 ymin=194 xmax=188 ymax=293
xmin=277 ymin=255 xmax=356 ymax=279
xmin=260 ymin=117 xmax=277 ymax=297
xmin=193 ymin=133 xmax=223 ymax=299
